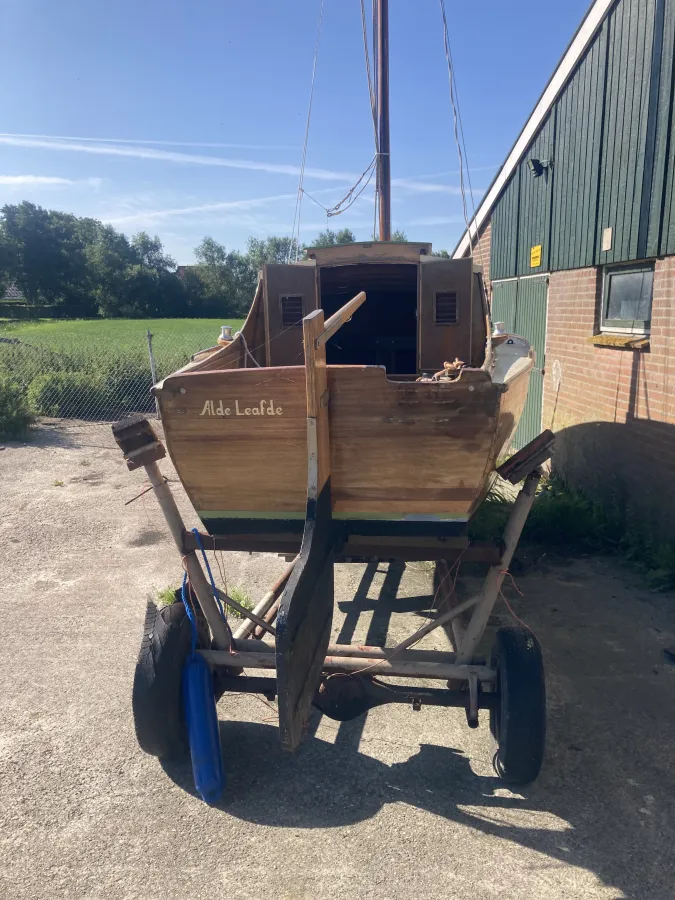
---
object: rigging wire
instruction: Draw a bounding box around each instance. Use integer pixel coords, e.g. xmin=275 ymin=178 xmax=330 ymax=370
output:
xmin=288 ymin=0 xmax=325 ymax=262
xmin=360 ymin=0 xmax=380 ymax=239
xmin=360 ymin=0 xmax=379 ymax=153
xmin=438 ymin=0 xmax=487 ymax=273
xmin=372 ymin=0 xmax=380 ymax=238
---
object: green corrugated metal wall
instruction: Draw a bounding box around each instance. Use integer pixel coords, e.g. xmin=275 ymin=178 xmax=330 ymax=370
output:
xmin=490 ymin=0 xmax=675 ymax=278
xmin=491 ymin=277 xmax=548 ymax=449
xmin=516 ymin=116 xmax=555 ymax=275
xmin=491 ymin=279 xmax=518 ymax=332
xmin=656 ymin=0 xmax=675 ymax=254
xmin=490 ymin=171 xmax=520 ymax=280
xmin=597 ymin=0 xmax=655 ymax=264
xmin=513 ymin=278 xmax=548 ymax=448
xmin=550 ymin=23 xmax=607 ymax=270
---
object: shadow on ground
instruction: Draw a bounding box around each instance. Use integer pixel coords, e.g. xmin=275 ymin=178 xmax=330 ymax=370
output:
xmin=161 ymin=557 xmax=675 ymax=899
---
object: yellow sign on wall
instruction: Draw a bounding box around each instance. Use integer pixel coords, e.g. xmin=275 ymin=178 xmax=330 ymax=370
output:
xmin=530 ymin=244 xmax=542 ymax=268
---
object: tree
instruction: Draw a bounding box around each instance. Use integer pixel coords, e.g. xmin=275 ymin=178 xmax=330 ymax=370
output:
xmin=391 ymin=229 xmax=407 ymax=242
xmin=193 ymin=237 xmax=257 ymax=316
xmin=431 ymin=249 xmax=451 ymax=258
xmin=307 ymin=227 xmax=356 ymax=248
xmin=245 ymin=235 xmax=300 ymax=270
xmin=0 ymin=202 xmax=95 ymax=314
xmin=131 ymin=232 xmax=176 ymax=272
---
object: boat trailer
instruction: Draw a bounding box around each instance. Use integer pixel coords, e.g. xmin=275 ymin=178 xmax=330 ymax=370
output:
xmin=113 ymin=299 xmax=554 ymax=801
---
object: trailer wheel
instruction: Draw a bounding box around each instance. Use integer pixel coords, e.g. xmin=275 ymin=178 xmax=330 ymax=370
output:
xmin=132 ymin=600 xmax=193 ymax=759
xmin=490 ymin=625 xmax=546 ymax=785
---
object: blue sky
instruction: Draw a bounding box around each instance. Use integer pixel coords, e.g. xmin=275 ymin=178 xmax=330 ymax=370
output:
xmin=0 ymin=0 xmax=590 ymax=262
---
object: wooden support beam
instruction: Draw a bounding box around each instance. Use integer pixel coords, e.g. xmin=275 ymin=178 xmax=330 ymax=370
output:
xmin=456 ymin=468 xmax=542 ymax=663
xmin=144 ymin=461 xmax=231 ymax=650
xmin=215 ymin=588 xmax=276 ymax=637
xmin=316 ymin=291 xmax=366 ymax=348
xmin=234 ymin=557 xmax=297 ymax=640
xmin=201 ymin=649 xmax=494 ymax=682
xmin=275 ymin=308 xmax=335 ymax=751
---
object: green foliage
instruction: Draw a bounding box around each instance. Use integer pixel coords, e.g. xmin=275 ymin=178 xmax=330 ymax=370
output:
xmin=0 ymin=199 xmax=407 ymax=324
xmin=27 ymin=371 xmax=113 ymax=418
xmin=470 ymin=475 xmax=675 ymax=590
xmin=193 ymin=237 xmax=256 ymax=316
xmin=431 ymin=249 xmax=451 ymax=258
xmin=228 ymin=585 xmax=254 ymax=617
xmin=0 ymin=374 xmax=34 ymax=438
xmin=246 ymin=235 xmax=300 ymax=269
xmin=308 ymin=228 xmax=357 ymax=248
xmin=0 ymin=317 xmax=244 ymax=421
xmin=0 ymin=203 xmax=193 ymax=320
xmin=156 ymin=585 xmax=179 ymax=607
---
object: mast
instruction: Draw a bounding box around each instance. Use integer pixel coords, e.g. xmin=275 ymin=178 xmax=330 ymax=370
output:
xmin=376 ymin=0 xmax=391 ymax=241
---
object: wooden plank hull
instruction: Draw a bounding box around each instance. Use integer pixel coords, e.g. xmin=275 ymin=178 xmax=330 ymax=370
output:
xmin=157 ymin=363 xmax=531 ymax=538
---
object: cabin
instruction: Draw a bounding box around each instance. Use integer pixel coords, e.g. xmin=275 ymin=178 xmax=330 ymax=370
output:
xmin=192 ymin=242 xmax=488 ymax=376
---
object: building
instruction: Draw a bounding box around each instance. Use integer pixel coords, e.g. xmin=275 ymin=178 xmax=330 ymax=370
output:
xmin=1 ymin=282 xmax=24 ymax=301
xmin=454 ymin=0 xmax=675 ymax=537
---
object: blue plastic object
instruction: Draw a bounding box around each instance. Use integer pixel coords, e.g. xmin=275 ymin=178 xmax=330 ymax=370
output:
xmin=182 ymin=652 xmax=226 ymax=805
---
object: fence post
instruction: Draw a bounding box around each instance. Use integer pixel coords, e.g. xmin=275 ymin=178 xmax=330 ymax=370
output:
xmin=146 ymin=329 xmax=161 ymax=420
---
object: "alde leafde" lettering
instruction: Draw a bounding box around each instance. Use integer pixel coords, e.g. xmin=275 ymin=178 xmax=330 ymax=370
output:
xmin=199 ymin=399 xmax=283 ymax=417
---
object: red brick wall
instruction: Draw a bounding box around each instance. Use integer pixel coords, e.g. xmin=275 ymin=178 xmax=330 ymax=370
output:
xmin=543 ymin=258 xmax=675 ymax=534
xmin=464 ymin=221 xmax=491 ymax=287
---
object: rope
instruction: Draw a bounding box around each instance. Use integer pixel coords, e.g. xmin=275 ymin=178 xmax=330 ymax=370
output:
xmin=234 ymin=329 xmax=261 ymax=367
xmin=319 ymin=155 xmax=377 ymax=218
xmin=289 ymin=0 xmax=325 ymax=262
xmin=181 ymin=571 xmax=198 ymax=657
xmin=192 ymin=527 xmax=229 ymax=626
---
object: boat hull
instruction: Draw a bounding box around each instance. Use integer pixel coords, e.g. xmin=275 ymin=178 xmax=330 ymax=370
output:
xmin=157 ymin=362 xmax=531 ymax=546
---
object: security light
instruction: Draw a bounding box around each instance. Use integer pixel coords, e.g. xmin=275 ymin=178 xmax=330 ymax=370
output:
xmin=527 ymin=158 xmax=552 ymax=178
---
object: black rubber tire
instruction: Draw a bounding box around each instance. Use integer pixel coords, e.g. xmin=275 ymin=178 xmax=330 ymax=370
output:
xmin=489 ymin=625 xmax=546 ymax=785
xmin=132 ymin=600 xmax=193 ymax=760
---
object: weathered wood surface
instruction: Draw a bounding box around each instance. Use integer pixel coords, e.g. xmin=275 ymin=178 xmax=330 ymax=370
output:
xmin=306 ymin=241 xmax=431 ymax=266
xmin=158 ymin=362 xmax=529 ymax=524
xmin=276 ymin=308 xmax=334 ymax=752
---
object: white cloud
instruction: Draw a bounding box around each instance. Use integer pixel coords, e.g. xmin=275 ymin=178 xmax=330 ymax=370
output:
xmin=3 ymin=132 xmax=299 ymax=151
xmin=0 ymin=134 xmax=357 ymax=183
xmin=405 ymin=214 xmax=466 ymax=226
xmin=391 ymin=177 xmax=481 ymax=196
xmin=102 ymin=185 xmax=356 ymax=228
xmin=0 ymin=134 xmax=471 ymax=196
xmin=0 ymin=175 xmax=102 ymax=187
xmin=105 ymin=192 xmax=297 ymax=227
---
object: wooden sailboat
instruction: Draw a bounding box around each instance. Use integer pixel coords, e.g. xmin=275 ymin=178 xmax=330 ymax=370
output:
xmin=154 ymin=3 xmax=534 ymax=562
xmin=118 ymin=1 xmax=550 ymax=782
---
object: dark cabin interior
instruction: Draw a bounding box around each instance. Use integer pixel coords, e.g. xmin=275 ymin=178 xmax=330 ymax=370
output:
xmin=319 ymin=263 xmax=418 ymax=374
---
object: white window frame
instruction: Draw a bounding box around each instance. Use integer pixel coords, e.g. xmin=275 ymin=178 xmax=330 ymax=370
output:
xmin=600 ymin=261 xmax=654 ymax=335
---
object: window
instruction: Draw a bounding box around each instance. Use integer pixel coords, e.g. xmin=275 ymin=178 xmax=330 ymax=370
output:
xmin=434 ymin=291 xmax=458 ymax=325
xmin=601 ymin=263 xmax=653 ymax=333
xmin=280 ymin=295 xmax=303 ymax=328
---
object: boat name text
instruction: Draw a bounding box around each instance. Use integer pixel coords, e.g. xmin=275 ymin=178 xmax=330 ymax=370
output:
xmin=199 ymin=399 xmax=283 ymax=417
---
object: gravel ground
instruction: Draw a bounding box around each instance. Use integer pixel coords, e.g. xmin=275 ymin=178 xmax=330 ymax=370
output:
xmin=1 ymin=424 xmax=675 ymax=900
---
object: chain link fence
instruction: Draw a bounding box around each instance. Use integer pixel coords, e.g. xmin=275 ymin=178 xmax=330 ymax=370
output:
xmin=0 ymin=319 xmax=224 ymax=429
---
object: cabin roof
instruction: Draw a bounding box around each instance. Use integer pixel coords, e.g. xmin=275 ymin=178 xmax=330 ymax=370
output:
xmin=306 ymin=241 xmax=432 ymax=266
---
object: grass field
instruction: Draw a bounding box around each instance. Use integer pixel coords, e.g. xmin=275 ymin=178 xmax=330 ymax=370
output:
xmin=0 ymin=317 xmax=245 ymax=421
xmin=0 ymin=317 xmax=245 ymax=352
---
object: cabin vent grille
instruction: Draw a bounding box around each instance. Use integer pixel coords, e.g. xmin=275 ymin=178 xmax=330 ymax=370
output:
xmin=280 ymin=295 xmax=304 ymax=328
xmin=434 ymin=291 xmax=458 ymax=324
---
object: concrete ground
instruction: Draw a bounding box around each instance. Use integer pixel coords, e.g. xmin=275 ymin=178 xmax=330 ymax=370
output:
xmin=2 ymin=423 xmax=675 ymax=900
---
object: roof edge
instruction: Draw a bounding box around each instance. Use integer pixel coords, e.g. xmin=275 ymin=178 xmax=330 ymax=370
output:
xmin=452 ymin=0 xmax=616 ymax=259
